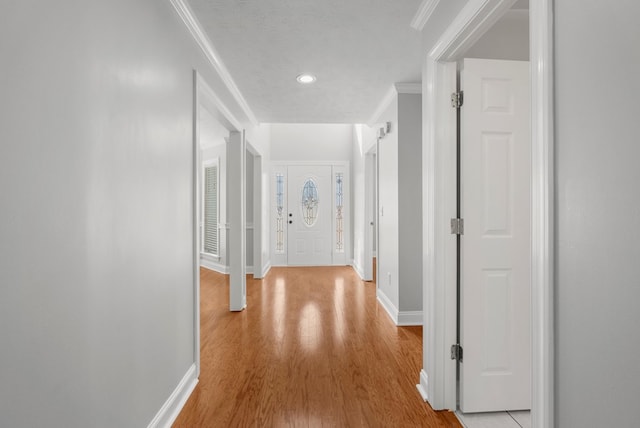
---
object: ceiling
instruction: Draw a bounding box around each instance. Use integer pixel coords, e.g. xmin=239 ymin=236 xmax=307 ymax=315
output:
xmin=187 ymin=0 xmax=424 ymax=124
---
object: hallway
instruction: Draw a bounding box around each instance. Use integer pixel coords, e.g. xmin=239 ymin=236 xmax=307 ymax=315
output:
xmin=174 ymin=267 xmax=460 ymax=427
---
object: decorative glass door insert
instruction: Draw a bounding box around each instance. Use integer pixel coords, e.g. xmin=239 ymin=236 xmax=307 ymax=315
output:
xmin=301 ymin=179 xmax=319 ymax=227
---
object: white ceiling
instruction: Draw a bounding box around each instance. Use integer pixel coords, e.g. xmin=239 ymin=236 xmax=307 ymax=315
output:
xmin=187 ymin=0 xmax=424 ymax=124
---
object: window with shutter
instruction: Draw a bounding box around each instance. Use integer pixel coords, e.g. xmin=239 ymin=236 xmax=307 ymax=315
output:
xmin=203 ymin=164 xmax=219 ymax=255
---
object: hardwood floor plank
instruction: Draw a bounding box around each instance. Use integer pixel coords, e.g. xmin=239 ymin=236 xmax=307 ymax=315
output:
xmin=174 ymin=266 xmax=460 ymax=427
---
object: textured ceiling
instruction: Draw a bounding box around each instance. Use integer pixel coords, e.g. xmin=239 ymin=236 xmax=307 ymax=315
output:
xmin=187 ymin=0 xmax=423 ymax=123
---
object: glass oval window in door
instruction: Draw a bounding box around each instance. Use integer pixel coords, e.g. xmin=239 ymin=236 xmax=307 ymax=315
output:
xmin=301 ymin=179 xmax=319 ymax=227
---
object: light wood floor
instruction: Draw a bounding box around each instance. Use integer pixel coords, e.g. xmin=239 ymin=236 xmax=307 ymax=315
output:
xmin=173 ymin=266 xmax=461 ymax=427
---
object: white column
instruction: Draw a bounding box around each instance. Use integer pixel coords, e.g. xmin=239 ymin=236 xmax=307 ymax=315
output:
xmin=227 ymin=131 xmax=246 ymax=311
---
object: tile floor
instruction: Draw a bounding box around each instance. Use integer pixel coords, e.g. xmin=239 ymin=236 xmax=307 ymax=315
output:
xmin=456 ymin=410 xmax=531 ymax=428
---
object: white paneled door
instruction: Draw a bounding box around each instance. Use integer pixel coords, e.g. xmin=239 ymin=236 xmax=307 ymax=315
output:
xmin=460 ymin=58 xmax=531 ymax=412
xmin=287 ymin=165 xmax=332 ymax=266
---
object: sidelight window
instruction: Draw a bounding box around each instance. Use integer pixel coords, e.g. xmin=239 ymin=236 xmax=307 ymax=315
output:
xmin=275 ymin=173 xmax=285 ymax=253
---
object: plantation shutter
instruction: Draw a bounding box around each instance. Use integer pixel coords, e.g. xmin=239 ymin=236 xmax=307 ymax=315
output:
xmin=204 ymin=165 xmax=218 ymax=255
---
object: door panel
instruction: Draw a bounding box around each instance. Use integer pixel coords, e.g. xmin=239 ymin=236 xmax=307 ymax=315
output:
xmin=460 ymin=58 xmax=531 ymax=412
xmin=287 ymin=165 xmax=332 ymax=266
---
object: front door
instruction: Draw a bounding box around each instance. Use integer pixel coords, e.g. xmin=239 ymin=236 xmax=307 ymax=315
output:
xmin=287 ymin=165 xmax=332 ymax=266
xmin=459 ymin=58 xmax=531 ymax=412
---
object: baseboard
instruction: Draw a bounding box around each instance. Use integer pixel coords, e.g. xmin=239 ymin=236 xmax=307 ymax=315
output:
xmin=200 ymin=257 xmax=228 ymax=274
xmin=261 ymin=261 xmax=271 ymax=278
xmin=351 ymin=259 xmax=365 ymax=280
xmin=397 ymin=310 xmax=423 ymax=326
xmin=147 ymin=363 xmax=198 ymax=428
xmin=416 ymin=369 xmax=429 ymax=402
xmin=200 ymin=259 xmax=255 ymax=276
xmin=376 ymin=289 xmax=399 ymax=324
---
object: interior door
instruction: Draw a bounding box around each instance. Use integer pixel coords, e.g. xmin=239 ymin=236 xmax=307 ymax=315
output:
xmin=459 ymin=58 xmax=531 ymax=412
xmin=287 ymin=165 xmax=332 ymax=266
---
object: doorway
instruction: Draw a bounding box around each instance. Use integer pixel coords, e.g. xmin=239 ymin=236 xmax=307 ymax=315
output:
xmin=271 ymin=162 xmax=350 ymax=267
xmin=363 ymin=149 xmax=377 ymax=282
xmin=419 ymin=0 xmax=554 ymax=426
xmin=287 ymin=165 xmax=332 ymax=266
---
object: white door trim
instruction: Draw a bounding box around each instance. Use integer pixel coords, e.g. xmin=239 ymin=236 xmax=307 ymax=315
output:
xmin=192 ymin=71 xmax=201 ymax=378
xmin=419 ymin=1 xmax=554 ymax=426
xmin=530 ymin=1 xmax=555 ymax=426
xmin=246 ymin=141 xmax=265 ymax=278
xmin=363 ymin=152 xmax=375 ymax=281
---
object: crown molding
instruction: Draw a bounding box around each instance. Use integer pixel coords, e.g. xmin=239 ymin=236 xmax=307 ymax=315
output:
xmin=367 ymin=85 xmax=397 ymax=126
xmin=169 ymin=0 xmax=259 ymax=126
xmin=196 ymin=71 xmax=243 ymax=132
xmin=395 ymin=82 xmax=422 ymax=94
xmin=410 ymin=0 xmax=440 ymax=31
xmin=368 ymin=83 xmax=422 ymax=125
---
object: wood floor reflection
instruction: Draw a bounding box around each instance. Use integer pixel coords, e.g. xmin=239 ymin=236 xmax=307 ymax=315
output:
xmin=173 ymin=266 xmax=460 ymax=427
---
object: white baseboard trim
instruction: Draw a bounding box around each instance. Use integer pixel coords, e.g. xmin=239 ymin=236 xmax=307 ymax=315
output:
xmin=246 ymin=265 xmax=254 ymax=275
xmin=397 ymin=311 xmax=423 ymax=326
xmin=351 ymin=259 xmax=365 ymax=280
xmin=416 ymin=369 xmax=429 ymax=402
xmin=372 ymin=250 xmax=377 ymax=257
xmin=261 ymin=261 xmax=271 ymax=278
xmin=147 ymin=363 xmax=198 ymax=428
xmin=376 ymin=289 xmax=399 ymax=324
xmin=200 ymin=257 xmax=228 ymax=274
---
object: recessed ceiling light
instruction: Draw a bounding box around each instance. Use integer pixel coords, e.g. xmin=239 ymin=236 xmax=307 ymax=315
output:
xmin=296 ymin=74 xmax=316 ymax=84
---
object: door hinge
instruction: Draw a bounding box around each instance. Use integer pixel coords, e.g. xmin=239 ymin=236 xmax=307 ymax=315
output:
xmin=451 ymin=344 xmax=463 ymax=362
xmin=451 ymin=91 xmax=463 ymax=108
xmin=450 ymin=218 xmax=464 ymax=235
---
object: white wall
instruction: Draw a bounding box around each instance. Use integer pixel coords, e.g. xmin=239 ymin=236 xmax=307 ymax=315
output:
xmin=270 ymin=123 xmax=353 ymax=162
xmin=0 ymin=0 xmax=252 ymax=426
xmin=247 ymin=124 xmax=272 ymax=277
xmin=246 ymin=150 xmax=254 ymax=269
xmin=464 ymin=10 xmax=529 ymax=61
xmin=555 ymin=1 xmax=640 ymax=426
xmin=199 ymin=107 xmax=230 ymax=150
xmin=351 ymin=126 xmax=366 ymax=277
xmin=351 ymin=124 xmax=378 ymax=279
xmin=375 ymin=92 xmax=423 ymax=321
xmin=377 ymin=97 xmax=400 ymax=311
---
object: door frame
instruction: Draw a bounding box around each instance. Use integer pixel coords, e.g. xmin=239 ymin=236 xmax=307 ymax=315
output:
xmin=419 ymin=0 xmax=554 ymax=426
xmin=270 ymin=161 xmax=351 ymax=267
xmin=245 ymin=141 xmax=265 ymax=278
xmin=363 ymin=149 xmax=376 ymax=281
xmin=193 ymin=70 xmax=245 ymax=372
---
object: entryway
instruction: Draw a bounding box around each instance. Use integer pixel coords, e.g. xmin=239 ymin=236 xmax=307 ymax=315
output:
xmin=271 ymin=162 xmax=349 ymax=267
xmin=419 ymin=0 xmax=554 ymax=426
